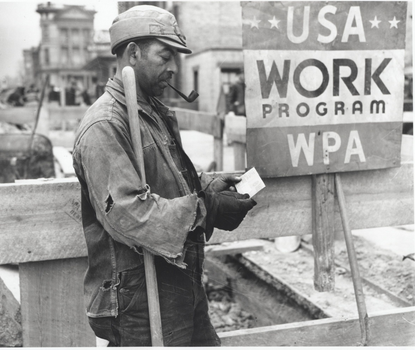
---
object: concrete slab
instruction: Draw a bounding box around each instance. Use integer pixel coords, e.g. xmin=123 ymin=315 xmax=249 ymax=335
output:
xmin=353 ymin=225 xmax=415 ymax=257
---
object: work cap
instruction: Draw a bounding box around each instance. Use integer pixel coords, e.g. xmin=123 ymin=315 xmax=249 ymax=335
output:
xmin=109 ymin=5 xmax=192 ymax=55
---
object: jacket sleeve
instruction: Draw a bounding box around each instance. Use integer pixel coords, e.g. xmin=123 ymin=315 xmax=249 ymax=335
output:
xmin=74 ymin=119 xmax=204 ymax=261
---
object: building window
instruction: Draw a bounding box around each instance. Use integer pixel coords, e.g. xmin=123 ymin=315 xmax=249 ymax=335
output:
xmin=71 ymin=28 xmax=80 ymax=45
xmin=72 ymin=46 xmax=82 ymax=66
xmin=60 ymin=28 xmax=69 ymax=42
xmin=83 ymin=46 xmax=89 ymax=61
xmin=61 ymin=46 xmax=69 ymax=65
xmin=43 ymin=24 xmax=49 ymax=42
xmin=44 ymin=48 xmax=50 ymax=66
xmin=83 ymin=29 xmax=91 ymax=43
xmin=220 ymin=67 xmax=242 ymax=94
xmin=193 ymin=70 xmax=199 ymax=92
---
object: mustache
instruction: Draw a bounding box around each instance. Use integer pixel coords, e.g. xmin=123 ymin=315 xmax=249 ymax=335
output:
xmin=161 ymin=73 xmax=173 ymax=82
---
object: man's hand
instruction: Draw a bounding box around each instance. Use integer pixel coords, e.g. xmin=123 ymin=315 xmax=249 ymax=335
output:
xmin=205 ymin=175 xmax=242 ymax=193
xmin=201 ymin=190 xmax=256 ymax=233
xmin=212 ymin=191 xmax=256 ymax=231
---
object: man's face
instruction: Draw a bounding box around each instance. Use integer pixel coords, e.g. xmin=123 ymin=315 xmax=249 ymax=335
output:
xmin=135 ymin=40 xmax=178 ymax=98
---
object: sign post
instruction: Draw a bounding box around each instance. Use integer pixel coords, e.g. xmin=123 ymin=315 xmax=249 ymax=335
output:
xmin=241 ymin=1 xmax=407 ymax=344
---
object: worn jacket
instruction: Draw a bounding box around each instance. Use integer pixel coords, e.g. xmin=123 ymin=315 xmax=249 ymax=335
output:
xmin=72 ymin=78 xmax=210 ymax=318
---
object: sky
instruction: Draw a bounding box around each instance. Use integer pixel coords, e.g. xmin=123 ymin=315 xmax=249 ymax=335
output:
xmin=0 ymin=0 xmax=118 ymax=84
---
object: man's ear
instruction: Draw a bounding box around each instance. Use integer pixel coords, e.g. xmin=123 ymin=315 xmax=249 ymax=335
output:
xmin=127 ymin=42 xmax=140 ymax=65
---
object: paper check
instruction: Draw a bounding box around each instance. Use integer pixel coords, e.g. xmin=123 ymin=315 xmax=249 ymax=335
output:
xmin=235 ymin=167 xmax=266 ymax=198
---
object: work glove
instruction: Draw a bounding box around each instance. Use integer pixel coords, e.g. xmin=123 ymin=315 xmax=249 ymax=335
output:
xmin=200 ymin=189 xmax=257 ymax=234
xmin=203 ymin=174 xmax=242 ymax=193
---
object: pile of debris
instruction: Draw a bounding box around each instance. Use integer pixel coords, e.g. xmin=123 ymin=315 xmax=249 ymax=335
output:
xmin=206 ymin=282 xmax=255 ymax=332
xmin=0 ymin=121 xmax=55 ymax=181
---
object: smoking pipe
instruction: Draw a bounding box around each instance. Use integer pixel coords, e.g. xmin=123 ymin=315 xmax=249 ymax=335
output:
xmin=167 ymin=82 xmax=199 ymax=103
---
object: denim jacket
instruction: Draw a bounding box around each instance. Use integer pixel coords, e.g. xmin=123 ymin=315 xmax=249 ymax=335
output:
xmin=72 ymin=78 xmax=210 ymax=318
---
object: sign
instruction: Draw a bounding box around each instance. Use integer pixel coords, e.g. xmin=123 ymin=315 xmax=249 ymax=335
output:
xmin=242 ymin=1 xmax=407 ymax=177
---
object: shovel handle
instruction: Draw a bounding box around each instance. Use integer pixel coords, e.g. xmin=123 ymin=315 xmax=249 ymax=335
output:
xmin=122 ymin=66 xmax=164 ymax=346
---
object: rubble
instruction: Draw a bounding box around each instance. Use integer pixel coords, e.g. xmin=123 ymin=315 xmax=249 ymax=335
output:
xmin=206 ymin=281 xmax=255 ymax=332
xmin=0 ymin=277 xmax=22 ymax=347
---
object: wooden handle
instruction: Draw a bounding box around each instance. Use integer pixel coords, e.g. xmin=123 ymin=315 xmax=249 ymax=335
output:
xmin=122 ymin=66 xmax=164 ymax=346
xmin=335 ymin=173 xmax=369 ymax=346
xmin=122 ymin=67 xmax=146 ymax=185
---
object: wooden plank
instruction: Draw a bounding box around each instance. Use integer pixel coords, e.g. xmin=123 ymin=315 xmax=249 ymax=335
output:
xmin=211 ymin=161 xmax=414 ymax=244
xmin=219 ymin=307 xmax=415 ymax=346
xmin=0 ymin=178 xmax=85 ymax=264
xmin=213 ymin=136 xmax=223 ymax=171
xmin=312 ymin=174 xmax=335 ymax=292
xmin=205 ymin=240 xmax=264 ymax=256
xmin=47 ymin=105 xmax=86 ymax=132
xmin=0 ymin=161 xmax=412 ymax=263
xmin=0 ymin=106 xmax=38 ymax=125
xmin=233 ymin=142 xmax=246 ymax=171
xmin=173 ymin=107 xmax=221 ymax=138
xmin=47 ymin=105 xmax=88 ymax=122
xmin=20 ymin=258 xmax=96 ymax=347
xmin=47 ymin=105 xmax=221 ymax=135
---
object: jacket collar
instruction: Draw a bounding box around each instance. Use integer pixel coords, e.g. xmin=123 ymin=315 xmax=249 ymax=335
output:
xmin=106 ymin=77 xmax=173 ymax=119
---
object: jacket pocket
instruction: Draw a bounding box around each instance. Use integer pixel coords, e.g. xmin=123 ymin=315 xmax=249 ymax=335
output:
xmin=118 ymin=266 xmax=146 ymax=314
xmin=87 ymin=279 xmax=117 ymax=318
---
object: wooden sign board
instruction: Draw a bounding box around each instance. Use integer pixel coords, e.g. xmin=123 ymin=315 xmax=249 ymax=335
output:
xmin=242 ymin=1 xmax=407 ymax=177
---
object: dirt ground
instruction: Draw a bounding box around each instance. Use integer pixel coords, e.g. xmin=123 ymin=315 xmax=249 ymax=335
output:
xmin=240 ymin=231 xmax=414 ymax=320
xmin=335 ymin=232 xmax=414 ymax=304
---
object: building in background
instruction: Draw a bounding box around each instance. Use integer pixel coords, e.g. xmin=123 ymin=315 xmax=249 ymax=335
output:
xmin=23 ymin=47 xmax=40 ymax=88
xmin=24 ymin=1 xmax=412 ymax=115
xmin=177 ymin=2 xmax=244 ymax=113
xmin=35 ymin=2 xmax=96 ymax=105
xmin=82 ymin=30 xmax=114 ymax=102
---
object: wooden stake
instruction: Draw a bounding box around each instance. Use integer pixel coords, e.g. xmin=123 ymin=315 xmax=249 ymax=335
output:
xmin=25 ymin=74 xmax=49 ymax=178
xmin=311 ymin=174 xmax=335 ymax=292
xmin=122 ymin=66 xmax=164 ymax=346
xmin=335 ymin=173 xmax=369 ymax=346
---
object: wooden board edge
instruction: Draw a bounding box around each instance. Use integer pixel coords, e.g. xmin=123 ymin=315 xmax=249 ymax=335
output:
xmin=218 ymin=306 xmax=415 ymax=346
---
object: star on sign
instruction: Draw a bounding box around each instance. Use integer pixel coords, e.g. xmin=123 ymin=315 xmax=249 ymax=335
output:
xmin=389 ymin=16 xmax=400 ymax=28
xmin=250 ymin=16 xmax=261 ymax=29
xmin=268 ymin=16 xmax=280 ymax=29
xmin=369 ymin=16 xmax=381 ymax=28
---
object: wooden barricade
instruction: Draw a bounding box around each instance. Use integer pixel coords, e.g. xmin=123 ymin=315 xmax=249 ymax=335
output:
xmin=0 ymin=105 xmax=224 ymax=170
xmin=1 ymin=104 xmax=413 ymax=346
xmin=0 ymin=148 xmax=413 ymax=346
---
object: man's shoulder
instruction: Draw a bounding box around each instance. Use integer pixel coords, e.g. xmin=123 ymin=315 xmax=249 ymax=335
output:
xmin=74 ymin=92 xmax=127 ymax=146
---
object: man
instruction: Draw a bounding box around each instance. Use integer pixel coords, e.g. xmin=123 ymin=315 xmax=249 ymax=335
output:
xmin=228 ymin=71 xmax=246 ymax=116
xmin=72 ymin=5 xmax=256 ymax=347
